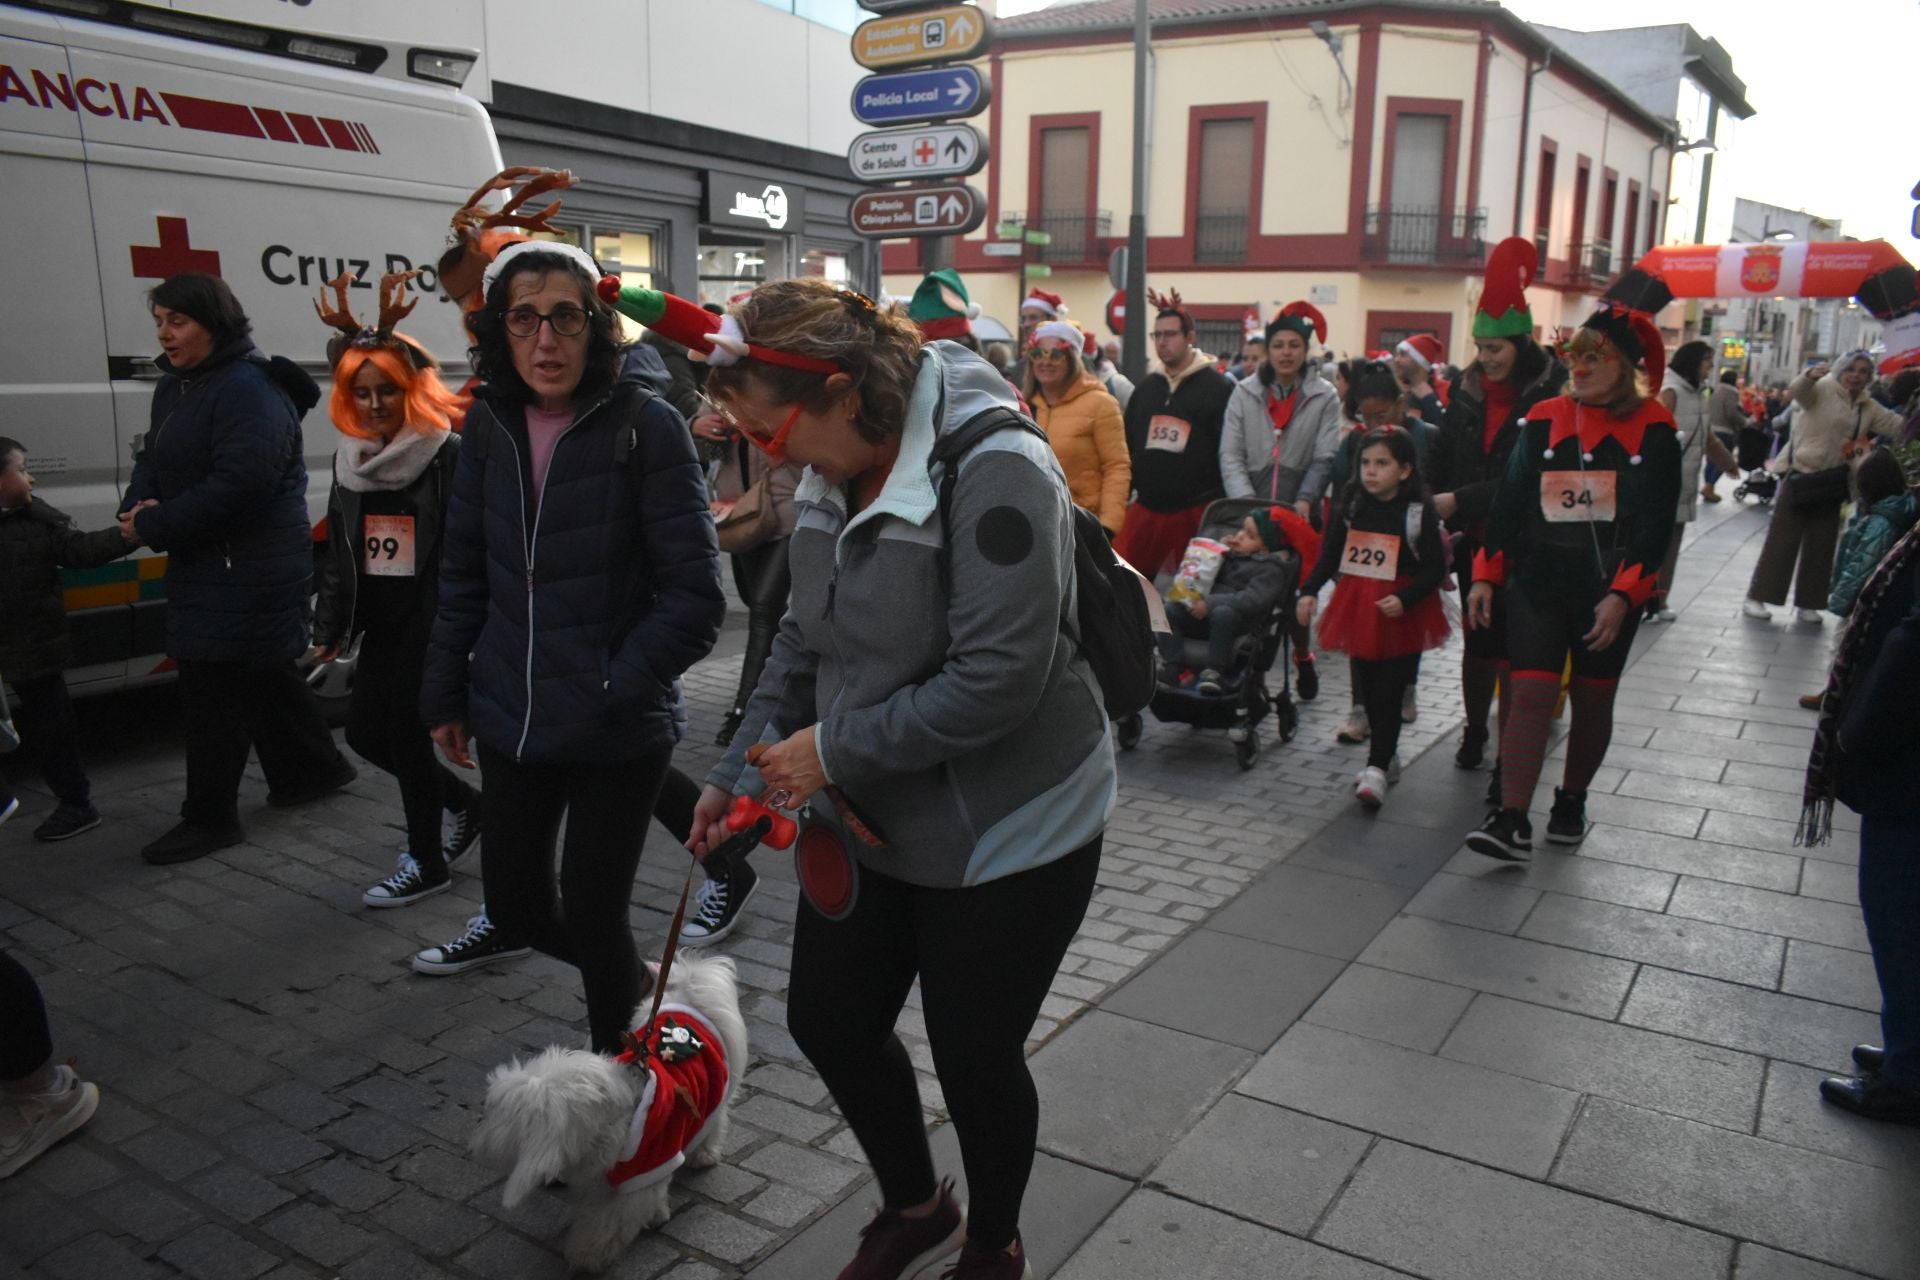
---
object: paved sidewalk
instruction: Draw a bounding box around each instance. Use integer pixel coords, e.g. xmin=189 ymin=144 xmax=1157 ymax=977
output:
xmin=2 ymin=491 xmax=1912 ymax=1279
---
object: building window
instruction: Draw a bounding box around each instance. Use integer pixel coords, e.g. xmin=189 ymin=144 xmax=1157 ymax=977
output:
xmin=1034 ymin=124 xmax=1094 ymax=261
xmin=801 ymin=247 xmax=850 ymax=284
xmin=591 ymin=230 xmax=658 ymax=341
xmin=1570 ymin=157 xmax=1591 ymax=268
xmin=1533 ymin=141 xmax=1557 ymax=262
xmin=1623 ymin=181 xmax=1641 ymax=266
xmin=1196 ymin=117 xmax=1254 ymax=263
xmin=1194 ymin=319 xmax=1244 ymax=358
xmin=1384 ymin=113 xmax=1448 ymax=264
xmin=698 ymin=231 xmax=782 ymax=309
xmin=1648 ymin=192 xmax=1662 ymax=249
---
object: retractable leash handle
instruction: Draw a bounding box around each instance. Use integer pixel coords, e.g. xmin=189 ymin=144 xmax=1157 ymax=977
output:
xmin=701 ymin=814 xmax=774 ymax=879
xmin=725 ymin=793 xmax=798 ymax=849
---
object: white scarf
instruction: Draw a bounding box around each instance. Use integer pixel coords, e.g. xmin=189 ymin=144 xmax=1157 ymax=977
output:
xmin=334 ymin=426 xmax=449 ymax=493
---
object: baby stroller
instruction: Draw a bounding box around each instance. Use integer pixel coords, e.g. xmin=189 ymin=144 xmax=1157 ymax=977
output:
xmin=1732 ymin=423 xmax=1778 ymax=503
xmin=1114 ymin=498 xmax=1302 ymax=771
xmin=1733 ymin=467 xmax=1778 ymax=504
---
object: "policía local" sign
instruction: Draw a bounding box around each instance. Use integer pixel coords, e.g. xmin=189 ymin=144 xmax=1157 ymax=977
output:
xmin=847 ymin=123 xmax=987 ymax=182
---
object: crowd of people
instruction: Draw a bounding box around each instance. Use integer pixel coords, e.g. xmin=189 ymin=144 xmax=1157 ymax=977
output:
xmin=4 ymin=170 xmax=1920 ymax=1268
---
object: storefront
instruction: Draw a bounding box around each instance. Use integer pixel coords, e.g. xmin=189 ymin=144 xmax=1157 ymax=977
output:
xmin=488 ymin=85 xmax=878 ymax=319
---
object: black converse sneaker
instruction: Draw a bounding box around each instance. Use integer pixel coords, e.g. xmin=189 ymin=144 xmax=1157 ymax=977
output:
xmin=362 ymin=853 xmax=451 ymax=908
xmin=1465 ymin=808 xmax=1533 ymax=861
xmin=442 ymin=805 xmax=482 ymax=870
xmin=1546 ymin=787 xmax=1592 ymax=845
xmin=679 ymin=863 xmax=759 ymax=947
xmin=411 ymin=912 xmax=531 ymax=975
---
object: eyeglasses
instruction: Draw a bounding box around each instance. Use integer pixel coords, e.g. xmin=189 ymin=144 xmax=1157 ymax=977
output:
xmin=1567 ymin=350 xmax=1620 ymax=371
xmin=715 ymin=400 xmax=804 ymax=463
xmin=502 ymin=305 xmax=589 ymax=338
xmin=1029 ymin=347 xmax=1072 ymax=363
xmin=1357 ymin=410 xmax=1398 ymax=428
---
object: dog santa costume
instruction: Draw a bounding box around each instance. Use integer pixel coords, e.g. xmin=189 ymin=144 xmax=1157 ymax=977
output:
xmin=604 ymin=1006 xmax=732 ymax=1192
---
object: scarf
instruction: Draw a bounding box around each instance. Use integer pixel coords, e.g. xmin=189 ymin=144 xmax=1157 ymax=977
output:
xmin=334 ymin=426 xmax=449 ymax=494
xmin=1797 ymin=522 xmax=1920 ymax=846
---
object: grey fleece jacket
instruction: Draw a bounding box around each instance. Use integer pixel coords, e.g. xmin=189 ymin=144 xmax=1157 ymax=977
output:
xmin=707 ymin=341 xmax=1115 ymax=889
xmin=1219 ymin=372 xmax=1345 ymax=503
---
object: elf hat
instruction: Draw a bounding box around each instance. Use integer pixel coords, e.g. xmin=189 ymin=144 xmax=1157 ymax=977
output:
xmin=597 ymin=278 xmax=840 ymax=375
xmin=1579 ymin=301 xmax=1666 ymax=395
xmin=908 ymin=268 xmax=981 ymax=341
xmin=1020 ymin=289 xmax=1066 ymax=318
xmin=1395 ymin=333 xmax=1445 ymax=370
xmin=1266 ymin=301 xmax=1327 ymax=345
xmin=1474 ymin=236 xmax=1538 ymax=339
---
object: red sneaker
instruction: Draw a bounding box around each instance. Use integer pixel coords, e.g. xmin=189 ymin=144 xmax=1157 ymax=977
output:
xmin=942 ymin=1236 xmax=1034 ymax=1279
xmin=838 ymin=1178 xmax=966 ymax=1280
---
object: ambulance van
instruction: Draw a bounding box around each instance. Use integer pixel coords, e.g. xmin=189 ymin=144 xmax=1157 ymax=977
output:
xmin=1 ymin=0 xmax=501 ymax=705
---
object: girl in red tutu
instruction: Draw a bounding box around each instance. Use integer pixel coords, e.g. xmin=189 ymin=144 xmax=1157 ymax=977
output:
xmin=1296 ymin=425 xmax=1449 ymax=808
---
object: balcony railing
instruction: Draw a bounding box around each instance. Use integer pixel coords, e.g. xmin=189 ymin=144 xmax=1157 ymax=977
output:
xmin=1196 ymin=211 xmax=1250 ymax=264
xmin=1362 ymin=206 xmax=1487 ymax=266
xmin=1003 ymin=211 xmax=1113 ymax=263
xmin=1567 ymin=240 xmax=1614 ymax=286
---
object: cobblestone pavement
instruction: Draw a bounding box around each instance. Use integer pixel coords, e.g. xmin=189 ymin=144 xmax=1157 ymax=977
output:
xmin=3 ymin=492 xmax=1913 ymax=1279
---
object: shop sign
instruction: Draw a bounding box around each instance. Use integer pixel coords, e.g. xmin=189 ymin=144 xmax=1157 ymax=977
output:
xmin=705 ymin=171 xmax=806 ymax=232
xmin=847 ymin=123 xmax=987 ymax=181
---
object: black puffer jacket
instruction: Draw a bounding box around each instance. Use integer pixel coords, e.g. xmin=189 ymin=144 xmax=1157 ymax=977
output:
xmin=0 ymin=498 xmax=131 ymax=680
xmin=420 ymin=378 xmax=724 ymax=765
xmin=1429 ymin=353 xmax=1567 ymax=536
xmin=312 ymin=435 xmax=460 ymax=649
xmin=123 ymin=339 xmax=321 ymax=663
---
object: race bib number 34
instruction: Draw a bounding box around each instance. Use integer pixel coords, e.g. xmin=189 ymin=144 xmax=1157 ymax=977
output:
xmin=1145 ymin=415 xmax=1192 ymax=453
xmin=1540 ymin=471 xmax=1617 ymax=522
xmin=363 ymin=514 xmax=416 ymax=578
xmin=1341 ymin=530 xmax=1400 ymax=581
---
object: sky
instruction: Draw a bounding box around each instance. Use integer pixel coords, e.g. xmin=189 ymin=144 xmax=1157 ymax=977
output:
xmin=995 ymin=0 xmax=1920 ymax=248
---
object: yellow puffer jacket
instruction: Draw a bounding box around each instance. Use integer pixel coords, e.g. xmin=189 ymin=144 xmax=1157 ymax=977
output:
xmin=1033 ymin=371 xmax=1131 ymax=534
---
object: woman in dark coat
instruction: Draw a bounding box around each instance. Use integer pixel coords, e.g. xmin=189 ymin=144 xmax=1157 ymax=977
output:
xmin=124 ymin=274 xmax=355 ymax=866
xmin=420 ymin=243 xmax=724 ymax=1052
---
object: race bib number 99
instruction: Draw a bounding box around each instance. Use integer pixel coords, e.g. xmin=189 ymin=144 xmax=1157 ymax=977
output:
xmin=1540 ymin=471 xmax=1617 ymax=523
xmin=1145 ymin=415 xmax=1192 ymax=453
xmin=363 ymin=514 xmax=416 ymax=578
xmin=1341 ymin=530 xmax=1399 ymax=581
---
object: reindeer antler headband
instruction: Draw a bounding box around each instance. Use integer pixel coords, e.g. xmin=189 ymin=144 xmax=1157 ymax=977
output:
xmin=438 ymin=166 xmax=578 ymax=303
xmin=315 ymin=270 xmax=434 ymax=370
xmin=1146 ymin=285 xmax=1187 ymax=319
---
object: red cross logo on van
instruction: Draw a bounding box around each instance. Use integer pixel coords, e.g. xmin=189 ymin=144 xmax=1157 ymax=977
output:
xmin=131 ymin=217 xmax=221 ymax=279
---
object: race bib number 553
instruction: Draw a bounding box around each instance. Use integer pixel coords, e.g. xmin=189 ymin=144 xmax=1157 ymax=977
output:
xmin=1145 ymin=415 xmax=1192 ymax=453
xmin=1540 ymin=471 xmax=1617 ymax=522
xmin=363 ymin=514 xmax=416 ymax=577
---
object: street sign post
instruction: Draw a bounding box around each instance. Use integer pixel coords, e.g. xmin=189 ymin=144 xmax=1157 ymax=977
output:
xmin=847 ymin=124 xmax=988 ymax=182
xmin=858 ymin=0 xmax=955 ymax=11
xmin=982 ymin=242 xmax=1023 ymax=258
xmin=850 ymin=185 xmax=987 ymax=239
xmin=852 ymin=5 xmax=992 ymax=71
xmin=851 ymin=66 xmax=990 ymax=127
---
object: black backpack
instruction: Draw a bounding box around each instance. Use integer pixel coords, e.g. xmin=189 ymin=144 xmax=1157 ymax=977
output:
xmin=932 ymin=407 xmax=1158 ymax=721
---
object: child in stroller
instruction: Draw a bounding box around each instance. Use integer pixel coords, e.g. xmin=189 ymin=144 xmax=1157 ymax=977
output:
xmin=1115 ymin=499 xmax=1306 ymax=770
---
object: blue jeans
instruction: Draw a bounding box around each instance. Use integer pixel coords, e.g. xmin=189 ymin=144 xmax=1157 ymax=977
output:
xmin=1859 ymin=812 xmax=1920 ymax=1085
xmin=1158 ymin=601 xmax=1254 ymax=673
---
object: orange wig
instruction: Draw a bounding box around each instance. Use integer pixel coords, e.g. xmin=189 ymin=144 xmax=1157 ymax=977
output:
xmin=328 ymin=338 xmax=463 ymax=440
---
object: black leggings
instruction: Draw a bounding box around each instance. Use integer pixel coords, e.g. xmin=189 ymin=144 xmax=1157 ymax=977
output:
xmin=345 ymin=619 xmax=473 ymax=877
xmin=730 ymin=538 xmax=793 ymax=712
xmin=1351 ymin=654 xmax=1420 ymax=770
xmin=787 ymin=837 xmax=1101 ymax=1251
xmin=477 ymin=739 xmax=674 ymax=1054
xmin=1 ymin=950 xmax=51 ymax=1080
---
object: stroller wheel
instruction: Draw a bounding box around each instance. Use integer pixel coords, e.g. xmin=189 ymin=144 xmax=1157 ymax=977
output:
xmin=1116 ymin=714 xmax=1143 ymax=752
xmin=1234 ymin=733 xmax=1259 ymax=771
xmin=1276 ymin=697 xmax=1299 ymax=743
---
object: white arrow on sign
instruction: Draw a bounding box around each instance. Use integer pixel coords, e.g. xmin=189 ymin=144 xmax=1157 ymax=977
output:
xmin=949 ymin=11 xmax=976 ymax=44
xmin=939 ymin=194 xmax=966 ymax=220
xmin=947 ymin=75 xmax=970 ymax=104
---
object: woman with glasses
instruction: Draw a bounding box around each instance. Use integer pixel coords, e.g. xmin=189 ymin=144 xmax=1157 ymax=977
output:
xmin=420 ymin=243 xmax=724 ymax=1054
xmin=1022 ymin=319 xmax=1130 ymax=537
xmin=1463 ymin=303 xmax=1681 ymax=861
xmin=1743 ymin=351 xmax=1905 ymax=623
xmin=636 ymin=277 xmax=1111 ymax=1280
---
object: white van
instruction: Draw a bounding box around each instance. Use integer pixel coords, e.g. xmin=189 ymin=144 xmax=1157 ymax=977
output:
xmin=1 ymin=0 xmax=500 ymax=701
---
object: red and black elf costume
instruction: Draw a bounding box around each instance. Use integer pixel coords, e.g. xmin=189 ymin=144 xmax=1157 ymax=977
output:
xmin=1465 ymin=304 xmax=1681 ymax=860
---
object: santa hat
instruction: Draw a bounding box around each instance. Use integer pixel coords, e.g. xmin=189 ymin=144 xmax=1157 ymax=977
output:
xmin=908 ymin=269 xmax=980 ymax=341
xmin=1021 ymin=289 xmax=1066 ymax=318
xmin=1029 ymin=319 xmax=1083 ymax=350
xmin=1265 ymin=301 xmax=1327 ymax=345
xmin=597 ymin=278 xmax=840 ymax=375
xmin=1395 ymin=333 xmax=1445 ymax=371
xmin=1082 ymin=329 xmax=1100 ymax=357
xmin=1580 ymin=301 xmax=1666 ymax=395
xmin=1474 ymin=237 xmax=1538 ymax=340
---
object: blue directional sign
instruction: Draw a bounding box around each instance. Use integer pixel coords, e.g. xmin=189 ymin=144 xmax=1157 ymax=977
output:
xmin=851 ymin=66 xmax=991 ymax=127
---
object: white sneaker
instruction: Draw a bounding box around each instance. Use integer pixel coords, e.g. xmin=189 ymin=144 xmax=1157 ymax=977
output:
xmin=1652 ymin=607 xmax=1678 ymax=623
xmin=1355 ymin=766 xmax=1389 ymax=809
xmin=1401 ymin=686 xmax=1418 ymax=723
xmin=1335 ymin=707 xmax=1370 ymax=743
xmin=1742 ymin=599 xmax=1772 ymax=620
xmin=1796 ymin=608 xmax=1824 ymax=624
xmin=0 ymin=1065 xmax=100 ymax=1179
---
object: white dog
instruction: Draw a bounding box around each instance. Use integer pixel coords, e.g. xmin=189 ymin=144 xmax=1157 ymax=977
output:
xmin=472 ymin=954 xmax=748 ymax=1273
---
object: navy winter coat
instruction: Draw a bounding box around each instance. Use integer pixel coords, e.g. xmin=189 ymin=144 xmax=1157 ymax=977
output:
xmin=123 ymin=339 xmax=322 ymax=664
xmin=420 ymin=377 xmax=724 ymax=765
xmin=0 ymin=497 xmax=130 ymax=679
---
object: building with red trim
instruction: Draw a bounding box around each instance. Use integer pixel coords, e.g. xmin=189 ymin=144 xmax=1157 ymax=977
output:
xmin=885 ymin=0 xmax=1690 ymax=365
